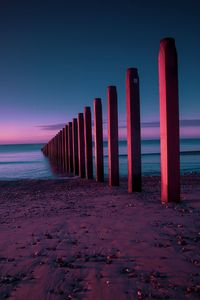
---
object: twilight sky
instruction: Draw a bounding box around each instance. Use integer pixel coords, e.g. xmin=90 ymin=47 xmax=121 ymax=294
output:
xmin=0 ymin=0 xmax=199 ymax=144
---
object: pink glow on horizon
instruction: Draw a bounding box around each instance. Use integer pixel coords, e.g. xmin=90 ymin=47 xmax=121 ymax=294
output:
xmin=0 ymin=123 xmax=199 ymax=145
xmin=180 ymin=126 xmax=200 ymax=138
xmin=0 ymin=124 xmax=55 ymax=145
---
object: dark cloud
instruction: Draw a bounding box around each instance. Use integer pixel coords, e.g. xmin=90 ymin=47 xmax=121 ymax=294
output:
xmin=37 ymin=123 xmax=65 ymax=131
xmin=38 ymin=119 xmax=200 ymax=131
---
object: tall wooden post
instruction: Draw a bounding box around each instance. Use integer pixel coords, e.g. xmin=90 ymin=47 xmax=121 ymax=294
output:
xmin=65 ymin=125 xmax=69 ymax=173
xmin=62 ymin=128 xmax=65 ymax=171
xmin=60 ymin=130 xmax=63 ymax=169
xmin=59 ymin=130 xmax=62 ymax=167
xmin=68 ymin=122 xmax=74 ymax=173
xmin=78 ymin=113 xmax=86 ymax=178
xmin=107 ymin=86 xmax=119 ymax=186
xmin=126 ymin=68 xmax=142 ymax=192
xmin=94 ymin=98 xmax=104 ymax=182
xmin=72 ymin=118 xmax=79 ymax=175
xmin=84 ymin=106 xmax=93 ymax=179
xmin=55 ymin=134 xmax=58 ymax=163
xmin=158 ymin=37 xmax=180 ymax=203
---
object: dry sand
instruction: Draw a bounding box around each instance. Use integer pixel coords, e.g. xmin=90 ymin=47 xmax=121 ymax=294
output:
xmin=0 ymin=174 xmax=200 ymax=299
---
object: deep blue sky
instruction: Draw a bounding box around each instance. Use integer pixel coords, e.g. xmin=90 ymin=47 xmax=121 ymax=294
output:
xmin=0 ymin=0 xmax=199 ymax=143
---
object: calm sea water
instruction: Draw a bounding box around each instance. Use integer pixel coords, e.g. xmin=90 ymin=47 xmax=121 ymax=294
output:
xmin=0 ymin=139 xmax=199 ymax=180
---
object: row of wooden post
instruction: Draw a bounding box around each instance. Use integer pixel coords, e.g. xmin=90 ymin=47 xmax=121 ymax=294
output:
xmin=42 ymin=37 xmax=180 ymax=203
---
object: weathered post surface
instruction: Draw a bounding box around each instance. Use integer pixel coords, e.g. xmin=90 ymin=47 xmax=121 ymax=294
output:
xmin=107 ymin=86 xmax=119 ymax=186
xmin=94 ymin=98 xmax=104 ymax=182
xmin=68 ymin=122 xmax=74 ymax=173
xmin=65 ymin=125 xmax=69 ymax=173
xmin=158 ymin=37 xmax=180 ymax=203
xmin=84 ymin=106 xmax=93 ymax=179
xmin=78 ymin=113 xmax=86 ymax=178
xmin=126 ymin=68 xmax=142 ymax=192
xmin=72 ymin=118 xmax=79 ymax=175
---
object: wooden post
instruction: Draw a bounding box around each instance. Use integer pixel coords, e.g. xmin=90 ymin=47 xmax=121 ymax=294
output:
xmin=78 ymin=113 xmax=86 ymax=178
xmin=94 ymin=98 xmax=104 ymax=182
xmin=59 ymin=130 xmax=62 ymax=170
xmin=84 ymin=106 xmax=93 ymax=179
xmin=68 ymin=122 xmax=74 ymax=173
xmin=62 ymin=128 xmax=65 ymax=171
xmin=59 ymin=130 xmax=62 ymax=168
xmin=62 ymin=127 xmax=66 ymax=172
xmin=107 ymin=86 xmax=119 ymax=186
xmin=56 ymin=134 xmax=58 ymax=165
xmin=126 ymin=68 xmax=142 ymax=192
xmin=72 ymin=118 xmax=79 ymax=175
xmin=64 ymin=125 xmax=69 ymax=173
xmin=58 ymin=131 xmax=61 ymax=166
xmin=158 ymin=37 xmax=180 ymax=203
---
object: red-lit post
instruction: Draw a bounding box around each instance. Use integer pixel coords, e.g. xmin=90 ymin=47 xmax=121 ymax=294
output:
xmin=57 ymin=133 xmax=60 ymax=165
xmin=107 ymin=86 xmax=119 ymax=186
xmin=62 ymin=127 xmax=66 ymax=171
xmin=78 ymin=113 xmax=86 ymax=178
xmin=62 ymin=128 xmax=66 ymax=172
xmin=84 ymin=106 xmax=93 ymax=179
xmin=126 ymin=68 xmax=142 ymax=192
xmin=94 ymin=98 xmax=104 ymax=182
xmin=60 ymin=129 xmax=63 ymax=170
xmin=59 ymin=130 xmax=62 ymax=168
xmin=56 ymin=134 xmax=58 ymax=165
xmin=68 ymin=122 xmax=74 ymax=173
xmin=65 ymin=124 xmax=69 ymax=173
xmin=158 ymin=37 xmax=180 ymax=203
xmin=72 ymin=118 xmax=79 ymax=175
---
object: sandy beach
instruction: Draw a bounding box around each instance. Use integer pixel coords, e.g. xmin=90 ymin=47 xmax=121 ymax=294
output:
xmin=0 ymin=174 xmax=200 ymax=299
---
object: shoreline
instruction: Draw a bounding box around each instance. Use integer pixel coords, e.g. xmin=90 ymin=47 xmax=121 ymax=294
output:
xmin=0 ymin=173 xmax=200 ymax=299
xmin=0 ymin=170 xmax=200 ymax=182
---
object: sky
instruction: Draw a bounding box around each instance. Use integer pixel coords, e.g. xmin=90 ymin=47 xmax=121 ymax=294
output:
xmin=0 ymin=0 xmax=199 ymax=144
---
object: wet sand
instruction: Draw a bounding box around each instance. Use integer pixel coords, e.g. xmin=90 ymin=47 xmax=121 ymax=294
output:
xmin=0 ymin=174 xmax=200 ymax=299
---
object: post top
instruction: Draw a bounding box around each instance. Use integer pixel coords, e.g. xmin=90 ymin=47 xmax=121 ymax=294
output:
xmin=127 ymin=67 xmax=138 ymax=73
xmin=127 ymin=68 xmax=138 ymax=77
xmin=94 ymin=97 xmax=101 ymax=102
xmin=108 ymin=85 xmax=116 ymax=90
xmin=84 ymin=106 xmax=91 ymax=112
xmin=160 ymin=37 xmax=175 ymax=46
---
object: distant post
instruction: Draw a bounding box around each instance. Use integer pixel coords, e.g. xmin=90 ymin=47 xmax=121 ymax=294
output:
xmin=59 ymin=130 xmax=62 ymax=167
xmin=78 ymin=113 xmax=86 ymax=178
xmin=107 ymin=86 xmax=119 ymax=186
xmin=65 ymin=125 xmax=69 ymax=173
xmin=72 ymin=118 xmax=79 ymax=175
xmin=94 ymin=98 xmax=104 ymax=182
xmin=84 ymin=106 xmax=93 ymax=179
xmin=55 ymin=135 xmax=57 ymax=163
xmin=68 ymin=122 xmax=74 ymax=173
xmin=60 ymin=130 xmax=63 ymax=169
xmin=158 ymin=37 xmax=180 ymax=203
xmin=62 ymin=128 xmax=65 ymax=171
xmin=126 ymin=68 xmax=142 ymax=192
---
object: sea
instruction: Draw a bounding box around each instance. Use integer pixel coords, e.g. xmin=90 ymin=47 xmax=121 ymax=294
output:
xmin=0 ymin=139 xmax=200 ymax=180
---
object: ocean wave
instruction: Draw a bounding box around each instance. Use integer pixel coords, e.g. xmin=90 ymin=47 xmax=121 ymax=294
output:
xmin=0 ymin=161 xmax=41 ymax=165
xmin=103 ymin=150 xmax=200 ymax=158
